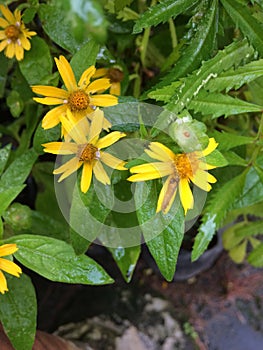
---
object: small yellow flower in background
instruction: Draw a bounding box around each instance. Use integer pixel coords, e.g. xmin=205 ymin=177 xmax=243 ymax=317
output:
xmin=93 ymin=67 xmax=124 ymax=96
xmin=42 ymin=108 xmax=126 ymax=193
xmin=31 ymin=56 xmax=118 ymax=131
xmin=0 ymin=244 xmax=22 ymax=294
xmin=0 ymin=5 xmax=36 ymax=61
xmin=128 ymin=138 xmax=218 ymax=215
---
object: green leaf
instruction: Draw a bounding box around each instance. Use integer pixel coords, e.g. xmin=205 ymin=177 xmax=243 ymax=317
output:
xmin=53 ymin=0 xmax=108 ymax=44
xmin=70 ymin=40 xmax=100 ymax=82
xmin=19 ymin=37 xmax=53 ymax=85
xmin=115 ymin=0 xmax=134 ymax=12
xmin=206 ymin=59 xmax=263 ymax=92
xmin=229 ymin=240 xmax=247 ymax=263
xmin=135 ymin=181 xmax=185 ymax=281
xmin=189 ymin=91 xmax=263 ymax=119
xmin=222 ymin=151 xmax=248 ymax=166
xmin=235 ymin=165 xmax=263 ymax=209
xmin=209 ymin=130 xmax=254 ymax=151
xmin=108 ymin=245 xmax=141 ymax=282
xmin=33 ymin=122 xmax=60 ymax=155
xmin=222 ymin=221 xmax=246 ymax=250
xmin=32 ymin=162 xmax=65 ymax=222
xmin=11 ymin=235 xmax=114 ymax=285
xmin=6 ymin=90 xmax=24 ymax=118
xmin=221 ymin=0 xmax=263 ymax=56
xmin=3 ymin=203 xmax=69 ymax=241
xmin=0 ymin=185 xmax=25 ymax=216
xmin=38 ymin=4 xmax=79 ymax=53
xmin=235 ymin=220 xmax=263 ymax=239
xmin=247 ymin=242 xmax=263 ymax=267
xmin=1 ymin=148 xmax=38 ymax=188
xmin=0 ymin=144 xmax=11 ymax=176
xmin=192 ymin=170 xmax=247 ymax=261
xmin=0 ymin=274 xmax=37 ymax=350
xmin=0 ymin=54 xmax=8 ymax=98
xmin=204 ymin=149 xmax=228 ymax=167
xmin=133 ymin=0 xmax=199 ymax=34
xmin=70 ymin=182 xmax=112 ymax=247
xmin=152 ymin=40 xmax=255 ymax=132
xmin=146 ymin=0 xmax=219 ymax=95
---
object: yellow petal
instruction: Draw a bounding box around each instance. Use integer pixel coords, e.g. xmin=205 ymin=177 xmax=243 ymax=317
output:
xmin=87 ymin=78 xmax=111 ymax=93
xmin=179 ymin=178 xmax=194 ymax=214
xmin=93 ymin=161 xmax=110 ymax=185
xmin=5 ymin=42 xmax=15 ymax=58
xmin=0 ymin=5 xmax=15 ymax=23
xmin=0 ymin=30 xmax=6 ymax=39
xmin=196 ymin=138 xmax=218 ymax=158
xmin=92 ymin=68 xmax=108 ymax=78
xmin=56 ymin=159 xmax=82 ymax=182
xmin=0 ymin=244 xmax=18 ymax=257
xmin=14 ymin=9 xmax=22 ymax=22
xmin=129 ymin=162 xmax=172 ymax=177
xmin=0 ymin=39 xmax=8 ymax=52
xmin=81 ymin=161 xmax=93 ymax=193
xmin=78 ymin=65 xmax=96 ymax=88
xmin=0 ymin=258 xmax=22 ymax=277
xmin=0 ymin=17 xmax=9 ymax=28
xmin=55 ymin=55 xmax=77 ymax=92
xmin=156 ymin=176 xmax=178 ymax=214
xmin=31 ymin=85 xmax=68 ymax=99
xmin=42 ymin=142 xmax=78 ymax=155
xmin=42 ymin=105 xmax=66 ymax=129
xmin=20 ymin=35 xmax=31 ymax=50
xmin=88 ymin=108 xmax=104 ymax=144
xmin=33 ymin=97 xmax=64 ymax=105
xmin=60 ymin=111 xmax=87 ymax=144
xmin=15 ymin=44 xmax=24 ymax=61
xmin=190 ymin=171 xmax=212 ymax=192
xmin=110 ymin=82 xmax=121 ymax=96
xmin=199 ymin=161 xmax=217 ymax=170
xmin=0 ymin=271 xmax=8 ymax=294
xmin=96 ymin=131 xmax=126 ymax=149
xmin=128 ymin=171 xmax=163 ymax=182
xmin=146 ymin=142 xmax=175 ymax=162
xmin=90 ymin=94 xmax=118 ymax=107
xmin=53 ymin=157 xmax=81 ymax=175
xmin=100 ymin=152 xmax=126 ymax=170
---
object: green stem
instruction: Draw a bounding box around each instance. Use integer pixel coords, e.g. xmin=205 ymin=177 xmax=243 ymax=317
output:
xmin=140 ymin=26 xmax=150 ymax=67
xmin=168 ymin=18 xmax=177 ymax=49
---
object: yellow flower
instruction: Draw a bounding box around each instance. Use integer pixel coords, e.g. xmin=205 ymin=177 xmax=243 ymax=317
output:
xmin=0 ymin=244 xmax=22 ymax=294
xmin=31 ymin=56 xmax=118 ymax=131
xmin=128 ymin=138 xmax=218 ymax=215
xmin=0 ymin=5 xmax=36 ymax=61
xmin=93 ymin=67 xmax=124 ymax=96
xmin=42 ymin=108 xmax=126 ymax=193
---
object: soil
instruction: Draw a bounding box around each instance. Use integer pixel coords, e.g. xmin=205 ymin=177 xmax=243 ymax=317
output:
xmin=30 ymin=246 xmax=263 ymax=350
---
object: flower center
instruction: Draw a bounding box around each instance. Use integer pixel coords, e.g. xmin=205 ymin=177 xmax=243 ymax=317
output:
xmin=68 ymin=90 xmax=90 ymax=111
xmin=107 ymin=68 xmax=124 ymax=83
xmin=5 ymin=24 xmax=20 ymax=41
xmin=78 ymin=144 xmax=99 ymax=161
xmin=174 ymin=153 xmax=198 ymax=179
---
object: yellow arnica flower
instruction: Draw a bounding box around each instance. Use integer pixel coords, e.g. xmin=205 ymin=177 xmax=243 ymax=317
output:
xmin=31 ymin=55 xmax=118 ymax=131
xmin=0 ymin=244 xmax=22 ymax=294
xmin=42 ymin=108 xmax=126 ymax=193
xmin=93 ymin=67 xmax=124 ymax=96
xmin=128 ymin=138 xmax=218 ymax=215
xmin=0 ymin=5 xmax=36 ymax=61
